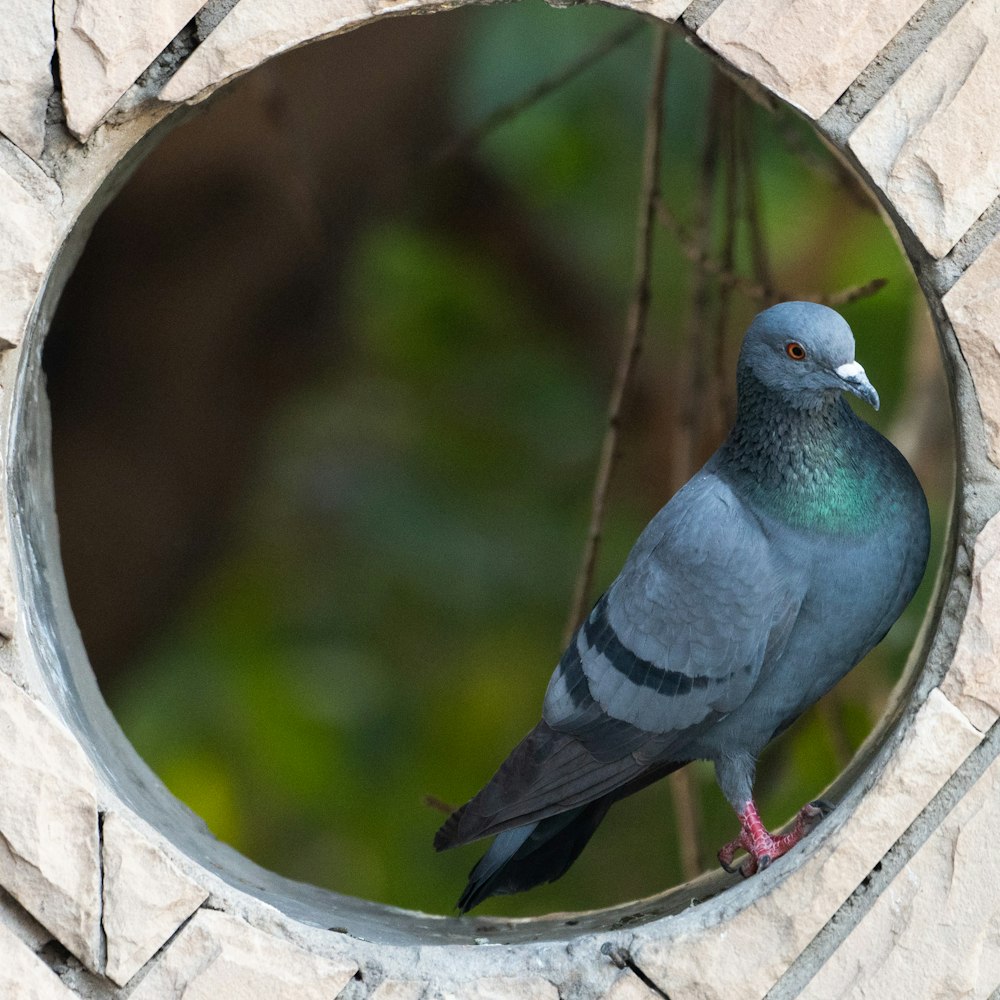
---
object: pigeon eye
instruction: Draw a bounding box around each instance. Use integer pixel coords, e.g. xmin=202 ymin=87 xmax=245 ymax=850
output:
xmin=785 ymin=342 xmax=806 ymax=361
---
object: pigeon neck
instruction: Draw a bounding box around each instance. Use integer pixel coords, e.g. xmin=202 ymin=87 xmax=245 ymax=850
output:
xmin=719 ymin=369 xmax=879 ymax=533
xmin=732 ymin=365 xmax=846 ymax=424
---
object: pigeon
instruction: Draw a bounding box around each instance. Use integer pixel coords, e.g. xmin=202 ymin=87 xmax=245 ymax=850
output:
xmin=434 ymin=301 xmax=930 ymax=912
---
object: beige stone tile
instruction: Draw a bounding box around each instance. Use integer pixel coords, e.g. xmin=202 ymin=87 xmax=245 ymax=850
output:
xmin=940 ymin=511 xmax=1000 ymax=730
xmin=601 ymin=0 xmax=692 ymax=22
xmin=602 ymin=970 xmax=664 ymax=999
xmin=633 ymin=688 xmax=981 ymax=999
xmin=0 ymin=671 xmax=101 ymax=971
xmin=0 ymin=0 xmax=55 ymax=158
xmin=801 ymin=750 xmax=1000 ymax=999
xmin=0 ymin=921 xmax=76 ymax=999
xmin=0 ymin=137 xmax=64 ymax=215
xmin=129 ymin=908 xmax=358 ymax=999
xmin=943 ymin=233 xmax=1000 ymax=469
xmin=369 ymin=981 xmax=427 ymax=1000
xmin=698 ymin=0 xmax=923 ymax=119
xmin=55 ymin=0 xmax=207 ymax=140
xmin=849 ymin=0 xmax=1000 ymax=258
xmin=439 ymin=978 xmax=560 ymax=1000
xmin=161 ymin=0 xmax=691 ymax=106
xmin=0 ymin=887 xmax=52 ymax=952
xmin=160 ymin=0 xmax=458 ymax=105
xmin=102 ymin=811 xmax=209 ymax=986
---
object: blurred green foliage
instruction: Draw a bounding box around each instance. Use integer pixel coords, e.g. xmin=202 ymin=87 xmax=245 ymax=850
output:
xmin=110 ymin=1 xmax=946 ymax=917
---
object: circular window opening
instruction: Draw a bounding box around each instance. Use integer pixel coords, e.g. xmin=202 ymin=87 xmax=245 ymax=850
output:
xmin=37 ymin=2 xmax=951 ymax=928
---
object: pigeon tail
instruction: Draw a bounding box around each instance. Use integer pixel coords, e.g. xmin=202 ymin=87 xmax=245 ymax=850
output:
xmin=452 ymin=760 xmax=690 ymax=912
xmin=456 ymin=800 xmax=613 ymax=913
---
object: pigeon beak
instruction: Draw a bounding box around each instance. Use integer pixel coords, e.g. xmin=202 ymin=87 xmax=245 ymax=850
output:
xmin=835 ymin=361 xmax=880 ymax=411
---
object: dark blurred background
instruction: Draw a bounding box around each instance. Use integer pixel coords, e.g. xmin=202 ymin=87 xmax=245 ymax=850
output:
xmin=43 ymin=1 xmax=951 ymax=917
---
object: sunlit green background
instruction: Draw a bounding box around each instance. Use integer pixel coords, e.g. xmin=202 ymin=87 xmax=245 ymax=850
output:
xmin=63 ymin=2 xmax=949 ymax=917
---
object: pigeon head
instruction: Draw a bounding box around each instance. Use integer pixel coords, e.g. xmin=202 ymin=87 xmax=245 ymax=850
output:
xmin=738 ymin=301 xmax=879 ymax=411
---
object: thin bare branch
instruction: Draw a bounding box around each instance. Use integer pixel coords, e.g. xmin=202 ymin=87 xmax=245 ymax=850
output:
xmin=738 ymin=97 xmax=774 ymax=303
xmin=662 ymin=74 xmax=730 ymax=874
xmin=679 ymin=74 xmax=723 ymax=480
xmin=775 ymin=117 xmax=873 ymax=210
xmin=423 ymin=794 xmax=457 ymax=816
xmin=821 ymin=277 xmax=888 ymax=306
xmin=253 ymin=74 xmax=329 ymax=257
xmin=816 ymin=697 xmax=852 ymax=771
xmin=714 ymin=78 xmax=739 ymax=430
xmin=563 ymin=26 xmax=671 ymax=644
xmin=434 ymin=22 xmax=644 ymax=163
xmin=655 ymin=199 xmax=887 ymax=308
xmin=669 ymin=769 xmax=702 ymax=881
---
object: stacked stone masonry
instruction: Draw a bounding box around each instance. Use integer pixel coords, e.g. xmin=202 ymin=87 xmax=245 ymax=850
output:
xmin=0 ymin=0 xmax=997 ymax=997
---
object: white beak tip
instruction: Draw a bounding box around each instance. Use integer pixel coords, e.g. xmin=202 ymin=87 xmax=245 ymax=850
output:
xmin=835 ymin=361 xmax=865 ymax=380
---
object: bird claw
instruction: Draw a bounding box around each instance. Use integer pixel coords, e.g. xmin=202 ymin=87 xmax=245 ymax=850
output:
xmin=717 ymin=847 xmax=741 ymax=876
xmin=718 ymin=834 xmax=767 ymax=878
xmin=806 ymin=799 xmax=834 ymax=821
xmin=717 ymin=831 xmax=765 ymax=877
xmin=717 ymin=799 xmax=831 ymax=877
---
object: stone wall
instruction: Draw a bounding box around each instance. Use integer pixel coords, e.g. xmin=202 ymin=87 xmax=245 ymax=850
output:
xmin=1 ymin=0 xmax=999 ymax=997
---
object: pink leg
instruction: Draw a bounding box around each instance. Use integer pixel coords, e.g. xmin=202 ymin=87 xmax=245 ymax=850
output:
xmin=717 ymin=800 xmax=829 ymax=877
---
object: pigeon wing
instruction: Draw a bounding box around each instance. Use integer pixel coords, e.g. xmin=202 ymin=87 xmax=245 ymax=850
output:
xmin=437 ymin=470 xmax=803 ymax=850
xmin=544 ymin=468 xmax=804 ymax=757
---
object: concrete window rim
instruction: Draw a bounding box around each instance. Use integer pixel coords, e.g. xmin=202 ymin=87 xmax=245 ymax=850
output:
xmin=0 ymin=3 xmax=977 ymax=965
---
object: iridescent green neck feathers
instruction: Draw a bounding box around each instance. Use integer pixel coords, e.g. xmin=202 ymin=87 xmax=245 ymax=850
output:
xmin=716 ymin=370 xmax=891 ymax=534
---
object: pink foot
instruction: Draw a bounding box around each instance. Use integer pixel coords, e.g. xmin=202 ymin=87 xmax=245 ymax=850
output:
xmin=717 ymin=799 xmax=830 ymax=877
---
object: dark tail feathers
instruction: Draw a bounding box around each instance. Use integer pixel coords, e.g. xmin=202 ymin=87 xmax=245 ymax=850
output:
xmin=441 ymin=758 xmax=690 ymax=912
xmin=456 ymin=798 xmax=613 ymax=913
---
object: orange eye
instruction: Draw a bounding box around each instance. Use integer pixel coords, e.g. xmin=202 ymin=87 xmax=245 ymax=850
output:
xmin=785 ymin=342 xmax=806 ymax=361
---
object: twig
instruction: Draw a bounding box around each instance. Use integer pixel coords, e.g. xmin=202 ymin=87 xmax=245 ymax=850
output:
xmin=563 ymin=26 xmax=671 ymax=644
xmin=714 ymin=78 xmax=739 ymax=430
xmin=669 ymin=769 xmax=702 ymax=880
xmin=655 ymin=199 xmax=887 ymax=307
xmin=775 ymin=116 xmax=873 ymax=209
xmin=816 ymin=696 xmax=853 ymax=770
xmin=679 ymin=74 xmax=722 ymax=481
xmin=246 ymin=73 xmax=330 ymax=258
xmin=738 ymin=97 xmax=773 ymax=302
xmin=423 ymin=794 xmax=456 ymax=816
xmin=663 ymin=75 xmax=727 ymax=878
xmin=821 ymin=277 xmax=888 ymax=306
xmin=434 ymin=22 xmax=644 ymax=163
